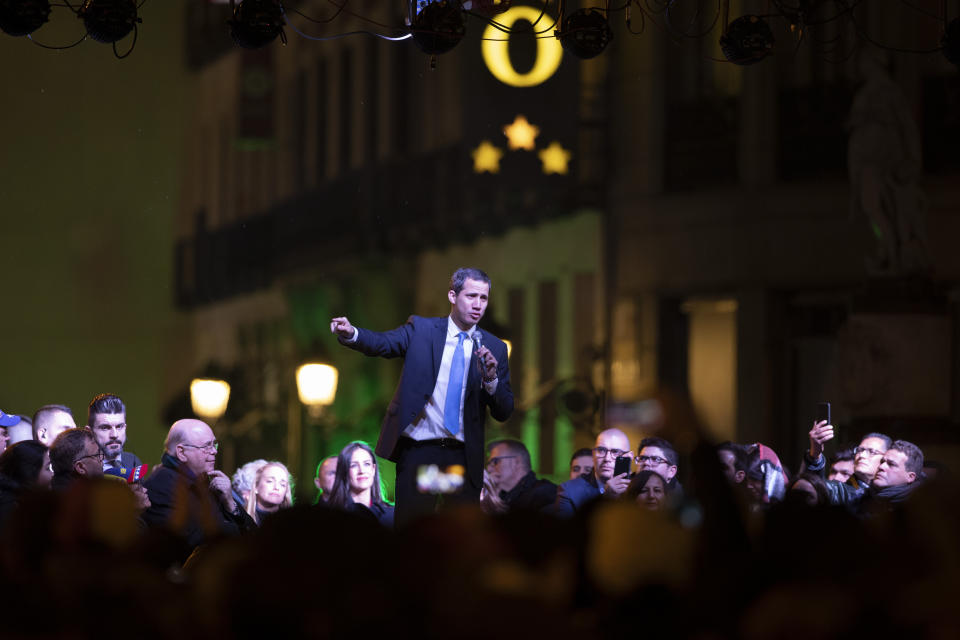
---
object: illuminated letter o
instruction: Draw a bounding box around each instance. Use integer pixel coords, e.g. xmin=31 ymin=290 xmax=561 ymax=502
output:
xmin=481 ymin=6 xmax=564 ymax=88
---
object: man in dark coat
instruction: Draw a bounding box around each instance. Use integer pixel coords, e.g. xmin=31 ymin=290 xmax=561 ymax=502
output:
xmin=142 ymin=419 xmax=254 ymax=560
xmin=486 ymin=439 xmax=556 ymax=513
xmin=331 ymin=267 xmax=513 ymax=527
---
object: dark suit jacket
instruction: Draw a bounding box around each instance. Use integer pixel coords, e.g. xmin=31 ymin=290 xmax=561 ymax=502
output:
xmin=341 ymin=315 xmax=513 ymax=488
xmin=553 ymin=473 xmax=602 ymax=517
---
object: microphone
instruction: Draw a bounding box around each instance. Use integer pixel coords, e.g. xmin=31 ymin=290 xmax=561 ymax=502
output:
xmin=104 ymin=464 xmax=150 ymax=484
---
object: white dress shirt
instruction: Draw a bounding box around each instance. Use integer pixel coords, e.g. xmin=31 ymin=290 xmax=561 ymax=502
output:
xmin=347 ymin=316 xmax=498 ymax=441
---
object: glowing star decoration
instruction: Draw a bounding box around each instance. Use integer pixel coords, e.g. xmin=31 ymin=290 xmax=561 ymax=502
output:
xmin=472 ymin=140 xmax=504 ymax=174
xmin=503 ymin=115 xmax=539 ymax=151
xmin=538 ymin=141 xmax=572 ymax=175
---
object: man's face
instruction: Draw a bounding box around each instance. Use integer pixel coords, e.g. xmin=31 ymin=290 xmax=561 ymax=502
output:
xmin=873 ymin=449 xmax=916 ymax=488
xmin=487 ymin=443 xmax=524 ymax=492
xmin=636 ymin=446 xmax=677 ymax=482
xmin=90 ymin=412 xmax=127 ymax=463
xmin=314 ymin=458 xmax=337 ymax=494
xmin=39 ymin=411 xmax=76 ymax=445
xmin=854 ymin=436 xmax=888 ymax=481
xmin=570 ymin=455 xmax=594 ymax=480
xmin=593 ymin=431 xmax=631 ymax=483
xmin=448 ymin=278 xmax=489 ymax=330
xmin=177 ymin=424 xmax=218 ymax=476
xmin=74 ymin=439 xmax=104 ymax=478
xmin=828 ymin=459 xmax=855 ymax=483
xmin=718 ymin=449 xmax=744 ymax=484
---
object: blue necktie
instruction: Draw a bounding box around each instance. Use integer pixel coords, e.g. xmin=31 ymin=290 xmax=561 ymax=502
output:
xmin=444 ymin=331 xmax=468 ymax=436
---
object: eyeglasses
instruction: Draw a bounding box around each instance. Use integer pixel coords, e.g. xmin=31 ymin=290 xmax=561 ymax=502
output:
xmin=181 ymin=440 xmax=219 ymax=453
xmin=854 ymin=446 xmax=884 ymax=458
xmin=635 ymin=454 xmax=672 ymax=466
xmin=486 ymin=455 xmax=517 ymax=469
xmin=77 ymin=451 xmax=105 ymax=464
xmin=593 ymin=447 xmax=627 ymax=459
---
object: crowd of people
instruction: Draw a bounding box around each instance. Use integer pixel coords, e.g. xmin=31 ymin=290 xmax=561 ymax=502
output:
xmin=0 ymin=392 xmax=957 ymax=636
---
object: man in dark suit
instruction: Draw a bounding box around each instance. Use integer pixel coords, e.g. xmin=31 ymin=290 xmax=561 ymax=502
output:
xmin=331 ymin=267 xmax=513 ymax=527
xmin=86 ymin=393 xmax=143 ymax=476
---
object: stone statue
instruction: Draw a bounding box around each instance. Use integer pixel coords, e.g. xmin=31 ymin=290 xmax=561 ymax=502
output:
xmin=847 ymin=49 xmax=930 ymax=275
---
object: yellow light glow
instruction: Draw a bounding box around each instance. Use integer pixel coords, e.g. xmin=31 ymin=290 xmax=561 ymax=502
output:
xmin=297 ymin=363 xmax=339 ymax=407
xmin=538 ymin=141 xmax=572 ymax=174
xmin=503 ymin=115 xmax=540 ymax=151
xmin=481 ymin=6 xmax=564 ymax=87
xmin=190 ymin=378 xmax=231 ymax=421
xmin=503 ymin=339 xmax=513 ymax=358
xmin=471 ymin=140 xmax=504 ymax=174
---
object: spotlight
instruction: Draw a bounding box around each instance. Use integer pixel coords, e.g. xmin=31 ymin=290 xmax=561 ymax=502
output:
xmin=720 ymin=14 xmax=775 ymax=65
xmin=79 ymin=0 xmax=140 ymax=44
xmin=465 ymin=0 xmax=512 ymax=16
xmin=0 ymin=0 xmax=51 ymax=37
xmin=229 ymin=0 xmax=286 ymax=50
xmin=943 ymin=18 xmax=960 ymax=68
xmin=557 ymin=8 xmax=612 ymax=60
xmin=410 ymin=0 xmax=465 ymax=55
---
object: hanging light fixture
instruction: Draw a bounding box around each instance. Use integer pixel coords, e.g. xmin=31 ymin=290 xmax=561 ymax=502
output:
xmin=556 ymin=7 xmax=613 ymax=60
xmin=78 ymin=0 xmax=139 ymax=44
xmin=0 ymin=0 xmax=51 ymax=37
xmin=720 ymin=14 xmax=775 ymax=65
xmin=408 ymin=0 xmax=465 ymax=55
xmin=229 ymin=0 xmax=286 ymax=49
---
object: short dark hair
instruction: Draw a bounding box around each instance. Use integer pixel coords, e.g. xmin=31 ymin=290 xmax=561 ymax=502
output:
xmin=449 ymin=268 xmax=491 ymax=295
xmin=487 ymin=439 xmax=531 ymax=471
xmin=570 ymin=448 xmax=593 ymax=464
xmin=861 ymin=432 xmax=892 ymax=450
xmin=831 ymin=446 xmax=856 ymax=463
xmin=49 ymin=428 xmax=95 ymax=477
xmin=638 ymin=437 xmax=678 ymax=467
xmin=0 ymin=441 xmax=48 ymax=488
xmin=32 ymin=404 xmax=73 ymax=439
xmin=889 ymin=439 xmax=924 ymax=474
xmin=717 ymin=441 xmax=747 ymax=472
xmin=88 ymin=393 xmax=126 ymax=426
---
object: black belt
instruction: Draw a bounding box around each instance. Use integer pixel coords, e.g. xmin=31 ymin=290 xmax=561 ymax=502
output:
xmin=402 ymin=437 xmax=464 ymax=449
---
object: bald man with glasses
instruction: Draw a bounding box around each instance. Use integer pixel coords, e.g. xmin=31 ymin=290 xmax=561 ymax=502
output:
xmin=553 ymin=428 xmax=633 ymax=517
xmin=142 ymin=419 xmax=254 ymax=560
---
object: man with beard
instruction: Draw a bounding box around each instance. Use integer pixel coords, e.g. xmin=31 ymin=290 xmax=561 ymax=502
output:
xmin=87 ymin=394 xmax=142 ymax=475
xmin=486 ymin=439 xmax=556 ymax=513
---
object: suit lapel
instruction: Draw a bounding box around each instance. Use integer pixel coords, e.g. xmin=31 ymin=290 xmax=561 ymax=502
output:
xmin=432 ymin=317 xmax=446 ymax=377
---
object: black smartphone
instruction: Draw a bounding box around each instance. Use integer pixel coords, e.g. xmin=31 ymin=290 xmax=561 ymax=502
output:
xmin=614 ymin=455 xmax=631 ymax=477
xmin=816 ymin=402 xmax=831 ymax=425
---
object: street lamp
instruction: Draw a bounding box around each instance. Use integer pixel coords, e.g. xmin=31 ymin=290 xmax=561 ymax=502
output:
xmin=190 ymin=378 xmax=231 ymax=422
xmin=296 ymin=363 xmax=338 ymax=417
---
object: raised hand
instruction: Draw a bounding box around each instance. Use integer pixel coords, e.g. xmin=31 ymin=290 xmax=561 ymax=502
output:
xmin=330 ymin=316 xmax=355 ymax=339
xmin=808 ymin=419 xmax=835 ymax=459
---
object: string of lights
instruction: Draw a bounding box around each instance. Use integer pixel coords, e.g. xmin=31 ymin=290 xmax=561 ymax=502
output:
xmin=0 ymin=0 xmax=956 ymax=68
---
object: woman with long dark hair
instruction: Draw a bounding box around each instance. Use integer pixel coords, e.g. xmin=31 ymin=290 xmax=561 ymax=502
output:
xmin=0 ymin=440 xmax=52 ymax=527
xmin=326 ymin=441 xmax=394 ymax=528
